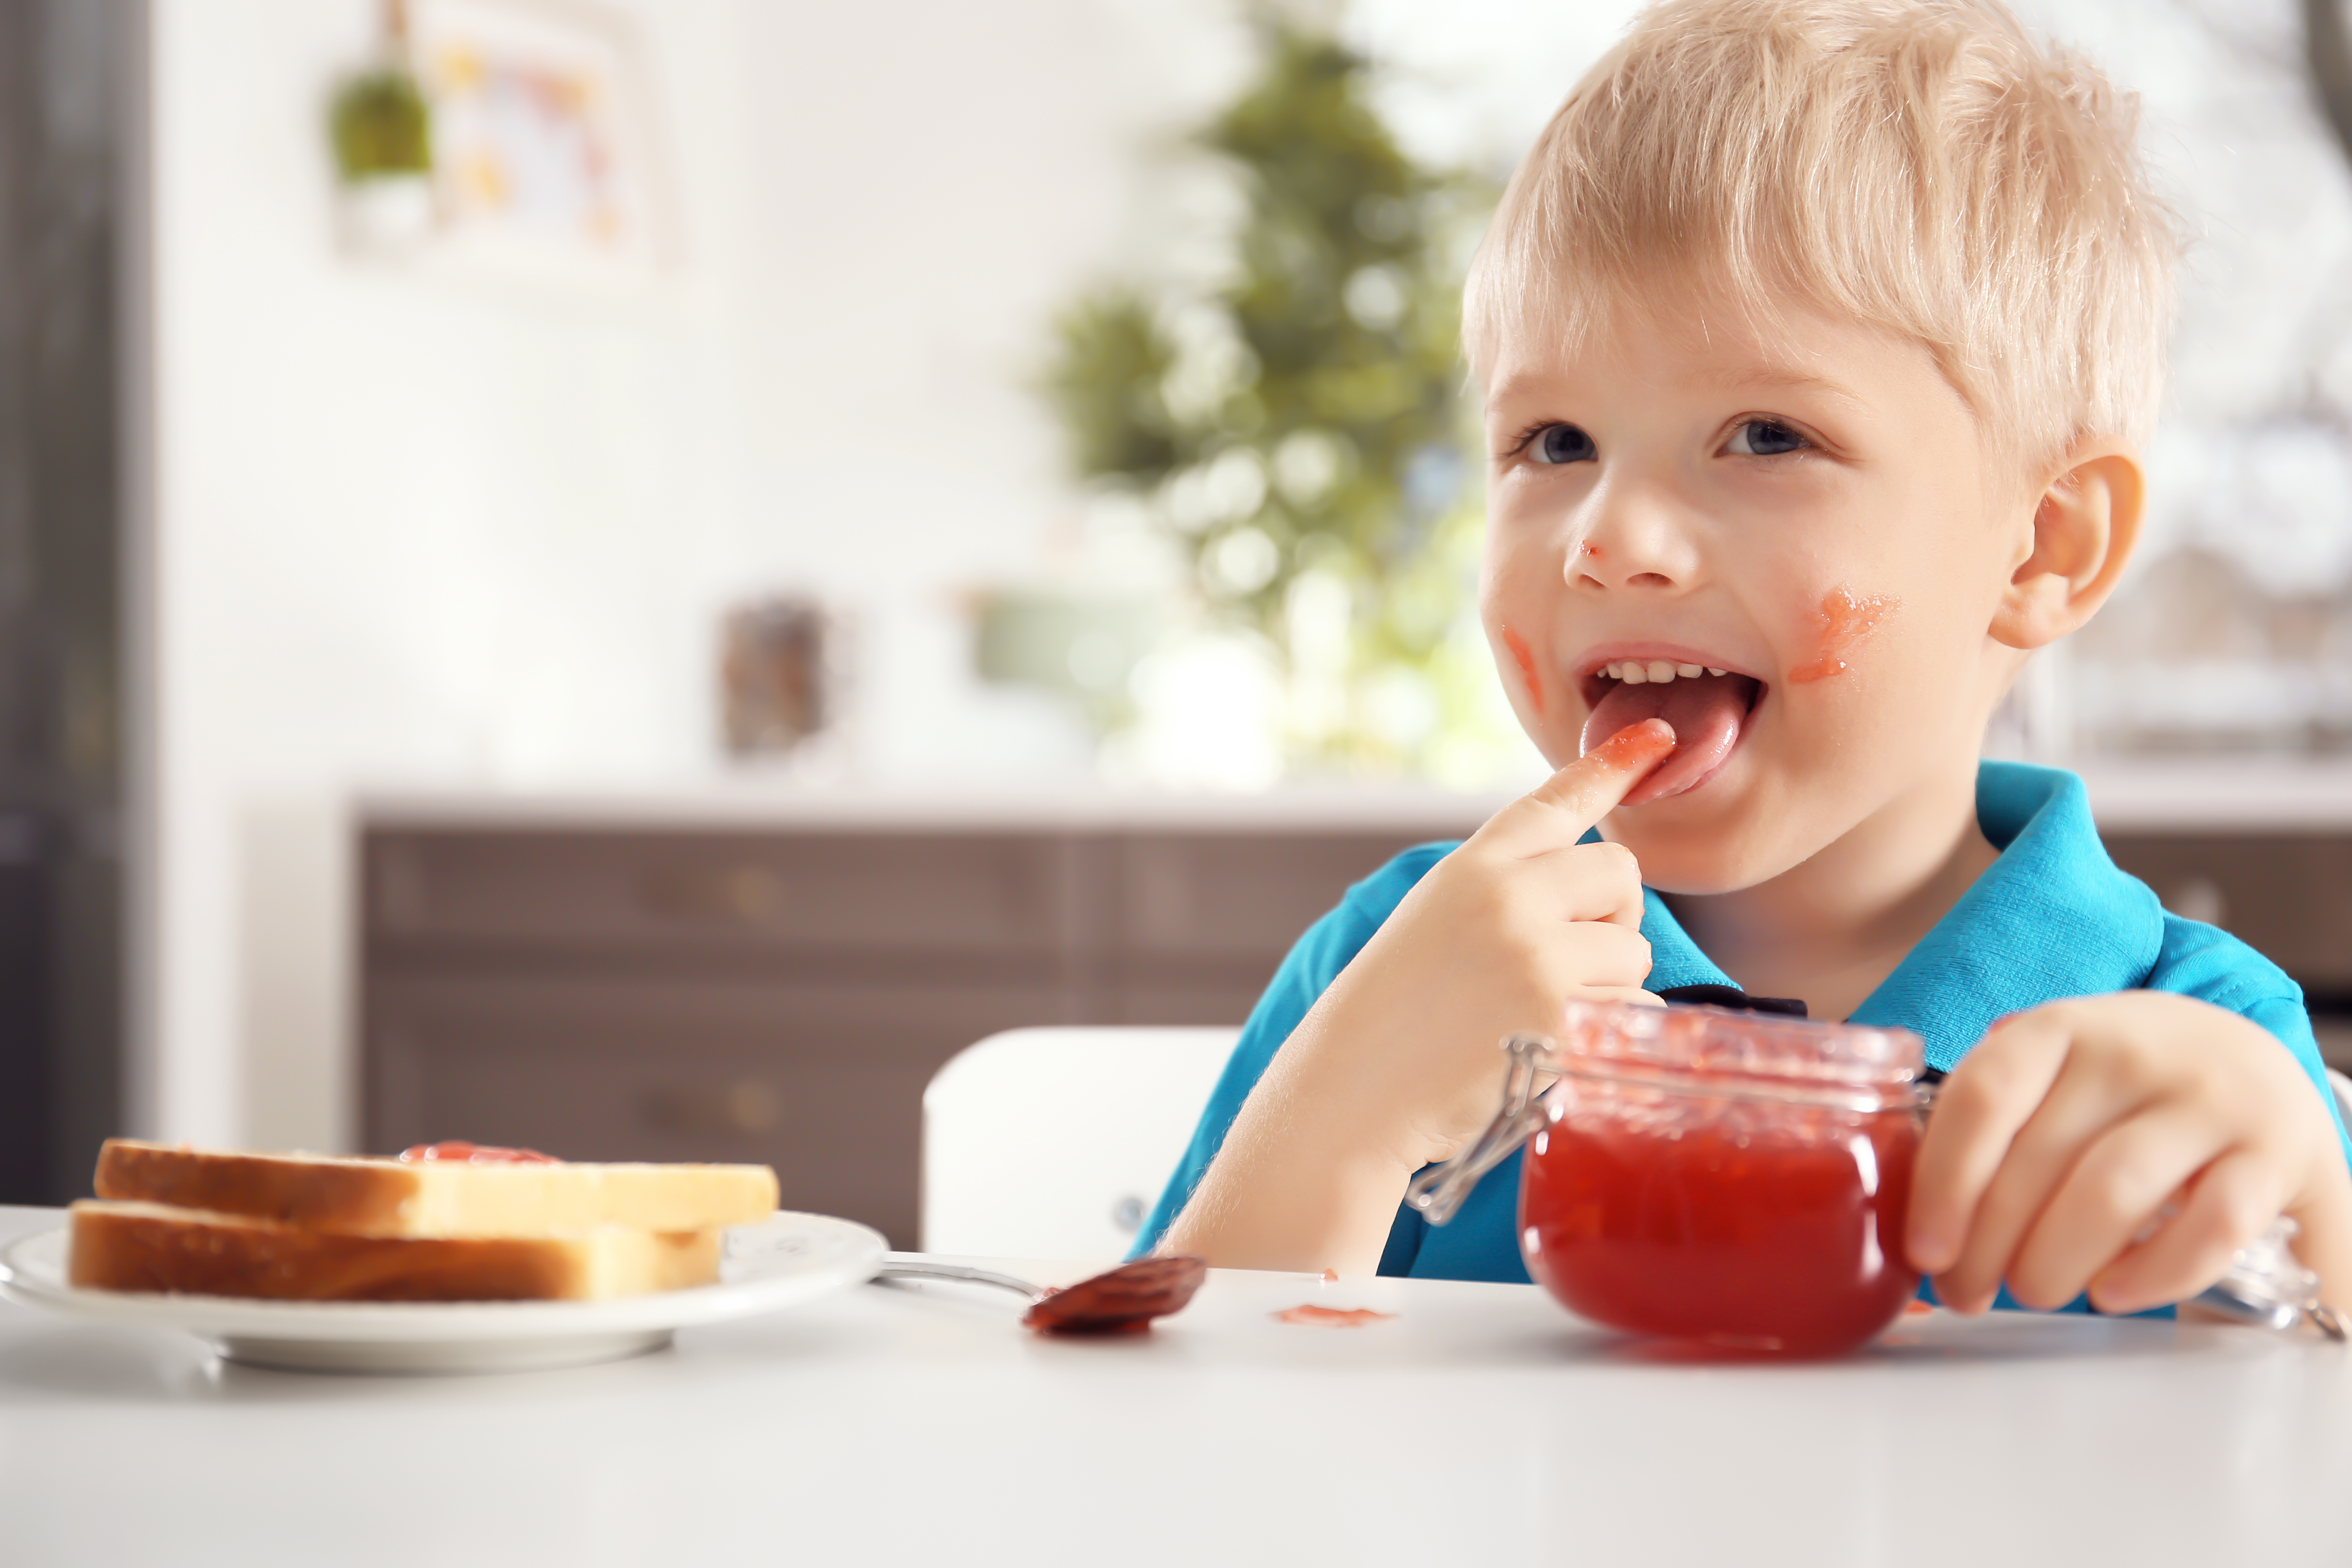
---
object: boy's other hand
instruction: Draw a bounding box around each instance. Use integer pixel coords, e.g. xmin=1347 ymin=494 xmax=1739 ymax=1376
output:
xmin=1906 ymin=992 xmax=2352 ymax=1315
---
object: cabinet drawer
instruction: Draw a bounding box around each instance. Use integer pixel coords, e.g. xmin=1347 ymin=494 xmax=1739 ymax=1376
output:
xmin=364 ymin=973 xmax=1073 ymax=1246
xmin=1110 ymin=832 xmax=1451 ymax=959
xmin=1111 ymin=974 xmax=1282 ymax=1026
xmin=366 ymin=830 xmax=1073 ymax=961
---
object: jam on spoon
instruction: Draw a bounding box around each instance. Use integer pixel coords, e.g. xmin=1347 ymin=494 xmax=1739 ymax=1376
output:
xmin=873 ymin=1254 xmax=1207 ymax=1334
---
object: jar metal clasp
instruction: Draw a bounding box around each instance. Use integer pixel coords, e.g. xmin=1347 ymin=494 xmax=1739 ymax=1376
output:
xmin=1405 ymin=1035 xmax=1555 ymax=1227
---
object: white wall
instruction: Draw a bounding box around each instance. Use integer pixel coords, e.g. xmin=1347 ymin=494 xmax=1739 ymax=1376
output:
xmin=171 ymin=0 xmax=2244 ymax=1153
xmin=142 ymin=0 xmax=1251 ymax=1150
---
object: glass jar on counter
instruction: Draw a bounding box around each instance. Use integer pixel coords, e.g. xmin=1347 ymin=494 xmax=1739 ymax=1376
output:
xmin=1409 ymin=1000 xmax=1932 ymax=1357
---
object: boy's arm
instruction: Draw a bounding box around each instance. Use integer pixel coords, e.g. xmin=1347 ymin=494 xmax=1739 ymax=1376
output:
xmin=1908 ymin=992 xmax=2352 ymax=1315
xmin=1160 ymin=722 xmax=1675 ymax=1274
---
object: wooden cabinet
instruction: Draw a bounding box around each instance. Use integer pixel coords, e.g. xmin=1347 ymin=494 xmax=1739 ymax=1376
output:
xmin=2100 ymin=833 xmax=2352 ymax=996
xmin=366 ymin=969 xmax=1069 ymax=1241
xmin=2101 ymin=831 xmax=2352 ymax=1068
xmin=360 ymin=808 xmax=2352 ymax=1248
xmin=359 ymin=817 xmax=1473 ymax=1246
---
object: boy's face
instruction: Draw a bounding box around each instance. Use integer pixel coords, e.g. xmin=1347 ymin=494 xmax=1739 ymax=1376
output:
xmin=1479 ymin=284 xmax=2030 ymax=893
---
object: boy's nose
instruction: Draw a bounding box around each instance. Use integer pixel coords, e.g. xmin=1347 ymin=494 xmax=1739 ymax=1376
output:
xmin=1567 ymin=488 xmax=1698 ymax=593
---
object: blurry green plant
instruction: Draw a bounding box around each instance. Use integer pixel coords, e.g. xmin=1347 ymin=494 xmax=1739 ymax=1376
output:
xmin=1041 ymin=15 xmax=1514 ymax=777
xmin=330 ymin=67 xmax=432 ymax=183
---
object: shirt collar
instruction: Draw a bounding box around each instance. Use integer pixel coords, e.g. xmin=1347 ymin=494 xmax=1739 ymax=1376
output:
xmin=1630 ymin=762 xmax=2165 ymax=1071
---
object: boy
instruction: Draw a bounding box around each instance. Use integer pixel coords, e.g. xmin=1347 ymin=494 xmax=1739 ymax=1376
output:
xmin=1138 ymin=0 xmax=2352 ymax=1320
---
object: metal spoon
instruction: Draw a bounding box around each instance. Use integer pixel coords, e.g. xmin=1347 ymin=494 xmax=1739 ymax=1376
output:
xmin=873 ymin=1253 xmax=1207 ymax=1334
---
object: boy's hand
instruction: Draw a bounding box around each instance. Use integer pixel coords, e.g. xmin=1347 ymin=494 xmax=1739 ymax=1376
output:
xmin=1156 ymin=719 xmax=1676 ymax=1272
xmin=1299 ymin=718 xmax=1678 ymax=1172
xmin=1907 ymin=991 xmax=2352 ymax=1315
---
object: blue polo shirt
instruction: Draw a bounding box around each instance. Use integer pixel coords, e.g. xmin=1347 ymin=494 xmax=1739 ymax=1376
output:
xmin=1135 ymin=761 xmax=2350 ymax=1288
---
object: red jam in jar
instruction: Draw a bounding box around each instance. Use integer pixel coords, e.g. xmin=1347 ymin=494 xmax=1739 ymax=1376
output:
xmin=1522 ymin=1094 xmax=1920 ymax=1356
xmin=1510 ymin=1001 xmax=1929 ymax=1356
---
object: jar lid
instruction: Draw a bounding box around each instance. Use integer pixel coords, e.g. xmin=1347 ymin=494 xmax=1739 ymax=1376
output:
xmin=1555 ymin=997 xmax=1924 ymax=1091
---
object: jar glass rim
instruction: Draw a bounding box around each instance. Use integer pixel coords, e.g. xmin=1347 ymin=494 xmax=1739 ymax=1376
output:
xmin=1544 ymin=1053 xmax=1936 ymax=1115
xmin=1553 ymin=997 xmax=1926 ymax=1092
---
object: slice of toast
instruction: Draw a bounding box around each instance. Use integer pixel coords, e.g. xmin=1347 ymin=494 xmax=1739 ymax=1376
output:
xmin=67 ymin=1201 xmax=723 ymax=1302
xmin=93 ymin=1140 xmax=778 ymax=1239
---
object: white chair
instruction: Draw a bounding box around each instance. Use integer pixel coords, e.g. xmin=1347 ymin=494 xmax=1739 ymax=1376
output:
xmin=920 ymin=1026 xmax=1240 ymax=1261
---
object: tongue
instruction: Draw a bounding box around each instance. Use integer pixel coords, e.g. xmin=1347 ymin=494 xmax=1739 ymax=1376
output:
xmin=1581 ymin=674 xmax=1758 ymax=804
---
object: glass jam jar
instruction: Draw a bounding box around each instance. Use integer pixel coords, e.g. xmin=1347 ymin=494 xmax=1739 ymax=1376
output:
xmin=1408 ymin=1000 xmax=1933 ymax=1357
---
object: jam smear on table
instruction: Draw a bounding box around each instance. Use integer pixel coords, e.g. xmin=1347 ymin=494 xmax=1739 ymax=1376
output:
xmin=396 ymin=1141 xmax=560 ymax=1165
xmin=1520 ymin=1094 xmax=1921 ymax=1356
xmin=1273 ymin=1304 xmax=1395 ymax=1327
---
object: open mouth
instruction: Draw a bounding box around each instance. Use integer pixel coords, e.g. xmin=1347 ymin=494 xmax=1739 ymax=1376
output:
xmin=1579 ymin=657 xmax=1767 ymax=805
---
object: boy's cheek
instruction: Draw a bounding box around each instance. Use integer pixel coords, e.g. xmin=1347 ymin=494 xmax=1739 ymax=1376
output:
xmin=1765 ymin=548 xmax=1982 ymax=703
xmin=1477 ymin=563 xmax=1573 ymax=751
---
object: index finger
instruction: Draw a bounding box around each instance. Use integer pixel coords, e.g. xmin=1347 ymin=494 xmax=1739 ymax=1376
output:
xmin=1904 ymin=1009 xmax=2071 ymax=1298
xmin=1479 ymin=719 xmax=1677 ymax=859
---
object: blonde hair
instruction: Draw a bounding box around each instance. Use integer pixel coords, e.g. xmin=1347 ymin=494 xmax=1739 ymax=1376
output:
xmin=1463 ymin=0 xmax=2178 ymax=474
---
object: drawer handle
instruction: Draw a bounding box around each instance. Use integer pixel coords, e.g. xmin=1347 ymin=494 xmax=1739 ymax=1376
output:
xmin=638 ymin=867 xmax=785 ymax=923
xmin=638 ymin=1080 xmax=782 ymax=1134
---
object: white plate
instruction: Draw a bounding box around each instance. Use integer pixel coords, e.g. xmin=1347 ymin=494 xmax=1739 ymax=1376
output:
xmin=0 ymin=1211 xmax=886 ymax=1375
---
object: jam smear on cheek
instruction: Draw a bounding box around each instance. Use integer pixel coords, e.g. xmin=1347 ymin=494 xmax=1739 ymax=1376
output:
xmin=1501 ymin=624 xmax=1545 ymax=715
xmin=1789 ymin=587 xmax=1897 ymax=684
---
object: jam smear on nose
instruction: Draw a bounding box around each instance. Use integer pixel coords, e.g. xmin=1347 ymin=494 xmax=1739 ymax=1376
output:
xmin=1790 ymin=587 xmax=1896 ymax=683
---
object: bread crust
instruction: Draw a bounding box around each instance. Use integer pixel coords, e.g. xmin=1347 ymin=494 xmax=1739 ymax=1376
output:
xmin=67 ymin=1202 xmax=721 ymax=1302
xmin=95 ymin=1143 xmax=417 ymax=1230
xmin=93 ymin=1140 xmax=779 ymax=1237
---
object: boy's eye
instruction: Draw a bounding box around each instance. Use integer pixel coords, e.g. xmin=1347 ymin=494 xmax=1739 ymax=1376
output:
xmin=1725 ymin=419 xmax=1808 ymax=457
xmin=1527 ymin=424 xmax=1597 ymax=465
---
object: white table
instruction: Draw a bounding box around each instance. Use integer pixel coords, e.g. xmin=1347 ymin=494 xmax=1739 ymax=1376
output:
xmin=2 ymin=1205 xmax=2347 ymax=1567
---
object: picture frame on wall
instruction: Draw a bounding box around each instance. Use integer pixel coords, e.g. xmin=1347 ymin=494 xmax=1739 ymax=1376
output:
xmin=403 ymin=0 xmax=679 ymax=290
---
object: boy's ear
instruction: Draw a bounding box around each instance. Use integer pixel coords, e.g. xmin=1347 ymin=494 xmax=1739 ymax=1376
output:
xmin=1989 ymin=443 xmax=2144 ymax=651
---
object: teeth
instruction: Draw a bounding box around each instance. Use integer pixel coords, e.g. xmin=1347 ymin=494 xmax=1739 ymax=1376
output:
xmin=1601 ymin=660 xmax=1734 ymax=685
